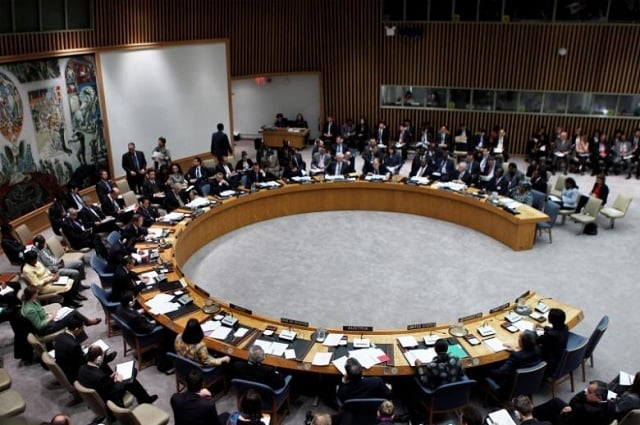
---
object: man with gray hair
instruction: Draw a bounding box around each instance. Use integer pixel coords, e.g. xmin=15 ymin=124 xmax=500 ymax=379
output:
xmin=533 ymin=380 xmax=613 ymax=425
xmin=231 ymin=344 xmax=286 ymax=389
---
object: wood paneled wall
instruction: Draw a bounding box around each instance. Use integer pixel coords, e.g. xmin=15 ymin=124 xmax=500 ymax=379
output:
xmin=1 ymin=0 xmax=639 ymax=154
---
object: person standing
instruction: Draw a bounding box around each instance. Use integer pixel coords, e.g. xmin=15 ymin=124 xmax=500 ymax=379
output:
xmin=121 ymin=142 xmax=147 ymax=194
xmin=211 ymin=123 xmax=232 ymax=162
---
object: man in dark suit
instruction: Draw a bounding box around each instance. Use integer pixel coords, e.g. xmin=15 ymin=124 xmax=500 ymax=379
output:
xmin=533 ymin=380 xmax=613 ymax=425
xmin=137 ymin=197 xmax=160 ymax=227
xmin=331 ymin=136 xmax=350 ymax=157
xmin=344 ymin=151 xmax=355 ymax=174
xmin=374 ymin=121 xmax=390 ymax=146
xmin=246 ymin=163 xmax=267 ymax=187
xmin=231 ymin=344 xmax=285 ymax=390
xmin=61 ymin=208 xmax=95 ymax=250
xmin=436 ymin=126 xmax=452 ymax=152
xmin=327 ymin=153 xmax=349 ymax=176
xmin=116 ymin=291 xmax=158 ymax=334
xmin=101 ymin=188 xmax=133 ymax=224
xmin=121 ymin=214 xmax=147 ymax=251
xmin=465 ymin=153 xmax=481 ymax=186
xmin=142 ymin=169 xmax=165 ymax=200
xmin=210 ymin=123 xmax=232 ymax=162
xmin=48 ymin=193 xmax=68 ymax=236
xmin=214 ymin=155 xmax=240 ymax=187
xmin=321 ymin=116 xmax=338 ymax=145
xmin=337 ymin=357 xmax=392 ymax=403
xmin=78 ymin=345 xmax=157 ymax=407
xmin=209 ymin=171 xmax=233 ymax=197
xmin=171 ymin=369 xmax=229 ymax=425
xmin=453 ymin=161 xmax=474 ymax=186
xmin=77 ymin=199 xmax=119 ymax=234
xmin=165 ymin=183 xmax=190 ymax=211
xmin=121 ymin=142 xmax=147 ymax=194
xmin=433 ymin=150 xmax=455 ymax=181
xmin=185 ymin=156 xmax=211 ymax=196
xmin=95 ymin=169 xmax=114 ymax=203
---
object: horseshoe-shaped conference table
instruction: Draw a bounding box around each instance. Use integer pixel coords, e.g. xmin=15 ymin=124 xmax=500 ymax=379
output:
xmin=136 ymin=181 xmax=582 ymax=376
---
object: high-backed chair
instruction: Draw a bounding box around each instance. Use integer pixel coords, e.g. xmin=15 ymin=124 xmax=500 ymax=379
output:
xmin=166 ymin=352 xmax=227 ymax=394
xmin=106 ymin=400 xmax=170 ymax=425
xmin=0 ymin=369 xmax=11 ymax=392
xmin=341 ymin=398 xmax=388 ymax=425
xmin=12 ymin=224 xmax=32 ymax=245
xmin=414 ymin=376 xmax=476 ymax=425
xmin=74 ymin=380 xmax=134 ymax=425
xmin=106 ymin=230 xmax=121 ymax=247
xmin=46 ymin=235 xmax=86 ymax=265
xmin=550 ymin=175 xmax=567 ymax=198
xmin=582 ymin=316 xmax=609 ymax=382
xmin=0 ymin=388 xmax=26 ymax=418
xmin=111 ymin=313 xmax=163 ymax=369
xmin=231 ymin=376 xmax=293 ymax=425
xmin=41 ymin=352 xmax=82 ymax=406
xmin=531 ymin=189 xmax=546 ymax=211
xmin=90 ymin=253 xmax=115 ymax=288
xmin=60 ymin=229 xmax=92 ymax=253
xmin=570 ymin=197 xmax=603 ymax=234
xmin=122 ymin=190 xmax=139 ymax=208
xmin=617 ymin=409 xmax=640 ymax=425
xmin=600 ymin=194 xmax=632 ymax=229
xmin=537 ymin=200 xmax=560 ymax=243
xmin=549 ymin=332 xmax=589 ymax=397
xmin=116 ymin=179 xmax=131 ymax=194
xmin=91 ymin=283 xmax=120 ymax=337
xmin=485 ymin=361 xmax=547 ymax=405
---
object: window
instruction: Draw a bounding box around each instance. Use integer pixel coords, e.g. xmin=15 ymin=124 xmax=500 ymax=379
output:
xmin=496 ymin=91 xmax=518 ymax=111
xmin=590 ymin=94 xmax=617 ymax=116
xmin=472 ymin=90 xmax=495 ymax=110
xmin=455 ymin=0 xmax=478 ymax=21
xmin=426 ymin=88 xmax=447 ymax=108
xmin=555 ymin=0 xmax=608 ymax=21
xmin=520 ymin=92 xmax=543 ymax=113
xmin=617 ymin=96 xmax=640 ymax=117
xmin=543 ymin=93 xmax=568 ymax=114
xmin=504 ymin=0 xmax=554 ymax=21
xmin=0 ymin=0 xmax=92 ymax=33
xmin=450 ymin=89 xmax=472 ymax=109
xmin=567 ymin=93 xmax=592 ymax=115
xmin=609 ymin=0 xmax=640 ymax=22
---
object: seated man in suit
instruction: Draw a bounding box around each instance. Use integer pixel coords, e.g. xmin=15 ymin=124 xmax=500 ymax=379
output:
xmin=48 ymin=194 xmax=68 ymax=236
xmin=171 ymin=369 xmax=230 ymax=425
xmin=344 ymin=151 xmax=355 ymax=174
xmin=209 ymin=171 xmax=233 ymax=197
xmin=101 ymin=188 xmax=134 ymax=224
xmin=432 ymin=149 xmax=455 ymax=181
xmin=215 ymin=155 xmax=241 ymax=187
xmin=246 ymin=162 xmax=267 ymax=187
xmin=331 ymin=136 xmax=350 ymax=157
xmin=61 ymin=208 xmax=96 ymax=250
xmin=75 ymin=195 xmax=119 ymax=234
xmin=137 ymin=196 xmax=161 ymax=227
xmin=327 ymin=153 xmax=349 ymax=177
xmin=142 ymin=168 xmax=165 ymax=201
xmin=310 ymin=145 xmax=332 ymax=175
xmin=414 ymin=338 xmax=465 ymax=389
xmin=121 ymin=214 xmax=148 ymax=251
xmin=78 ymin=344 xmax=158 ymax=407
xmin=54 ymin=316 xmax=117 ymax=385
xmin=95 ymin=169 xmax=115 ymax=202
xmin=337 ymin=357 xmax=392 ymax=403
xmin=231 ymin=344 xmax=286 ymax=390
xmin=453 ymin=161 xmax=474 ymax=186
xmin=116 ymin=291 xmax=158 ymax=334
xmin=409 ymin=156 xmax=431 ymax=179
xmin=533 ymin=380 xmax=613 ymax=425
xmin=165 ymin=182 xmax=190 ymax=211
xmin=513 ymin=395 xmax=552 ymax=425
xmin=22 ymin=249 xmax=82 ymax=308
xmin=186 ymin=156 xmax=212 ymax=196
xmin=363 ymin=158 xmax=390 ymax=179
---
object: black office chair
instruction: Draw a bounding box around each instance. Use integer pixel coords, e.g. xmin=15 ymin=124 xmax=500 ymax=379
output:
xmin=581 ymin=315 xmax=609 ymax=382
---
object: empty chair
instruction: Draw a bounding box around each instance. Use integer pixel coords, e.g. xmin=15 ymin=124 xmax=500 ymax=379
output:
xmin=111 ymin=313 xmax=163 ymax=369
xmin=91 ymin=283 xmax=120 ymax=337
xmin=570 ymin=197 xmax=603 ymax=234
xmin=341 ymin=398 xmax=388 ymax=425
xmin=582 ymin=316 xmax=609 ymax=382
xmin=485 ymin=361 xmax=547 ymax=405
xmin=74 ymin=380 xmax=134 ymax=425
xmin=107 ymin=400 xmax=170 ymax=425
xmin=537 ymin=200 xmax=560 ymax=243
xmin=0 ymin=388 xmax=26 ymax=418
xmin=231 ymin=376 xmax=293 ymax=425
xmin=12 ymin=224 xmax=32 ymax=245
xmin=599 ymin=194 xmax=632 ymax=229
xmin=166 ymin=352 xmax=226 ymax=394
xmin=531 ymin=189 xmax=546 ymax=211
xmin=550 ymin=175 xmax=566 ymax=198
xmin=116 ymin=179 xmax=131 ymax=194
xmin=413 ymin=376 xmax=476 ymax=425
xmin=548 ymin=332 xmax=589 ymax=397
xmin=122 ymin=190 xmax=139 ymax=208
xmin=0 ymin=369 xmax=11 ymax=391
xmin=41 ymin=352 xmax=82 ymax=406
xmin=106 ymin=230 xmax=121 ymax=247
xmin=90 ymin=253 xmax=115 ymax=288
xmin=46 ymin=235 xmax=86 ymax=265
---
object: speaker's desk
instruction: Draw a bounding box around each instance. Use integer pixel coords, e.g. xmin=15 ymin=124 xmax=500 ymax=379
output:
xmin=136 ymin=182 xmax=579 ymax=377
xmin=262 ymin=128 xmax=309 ymax=149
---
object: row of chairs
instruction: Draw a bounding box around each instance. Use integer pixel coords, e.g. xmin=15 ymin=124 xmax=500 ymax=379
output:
xmin=0 ymin=368 xmax=26 ymax=421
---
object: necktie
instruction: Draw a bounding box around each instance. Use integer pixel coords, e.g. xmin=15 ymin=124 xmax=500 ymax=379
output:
xmin=113 ymin=199 xmax=119 ymax=211
xmin=90 ymin=207 xmax=99 ymax=219
xmin=196 ymin=167 xmax=201 ymax=179
xmin=335 ymin=163 xmax=341 ymax=176
xmin=418 ymin=166 xmax=425 ymax=177
xmin=132 ymin=152 xmax=139 ymax=170
xmin=105 ymin=180 xmax=111 ymax=192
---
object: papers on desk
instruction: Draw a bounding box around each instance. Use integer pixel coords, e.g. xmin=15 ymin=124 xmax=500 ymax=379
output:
xmin=554 ymin=152 xmax=567 ymax=157
xmin=549 ymin=195 xmax=562 ymax=203
xmin=54 ymin=307 xmax=74 ymax=321
xmin=252 ymin=339 xmax=289 ymax=357
xmin=486 ymin=408 xmax=517 ymax=425
xmin=409 ymin=176 xmax=430 ymax=185
xmin=219 ymin=190 xmax=236 ymax=197
xmin=434 ymin=181 xmax=467 ymax=191
xmin=201 ymin=320 xmax=221 ymax=334
xmin=364 ymin=175 xmax=389 ymax=182
xmin=498 ymin=199 xmax=521 ymax=209
xmin=186 ymin=197 xmax=211 ymax=209
xmin=332 ymin=355 xmax=349 ymax=375
xmin=147 ymin=228 xmax=169 ymax=238
xmin=403 ymin=348 xmax=436 ymax=365
xmin=160 ymin=212 xmax=185 ymax=222
xmin=234 ymin=327 xmax=249 ymax=338
xmin=116 ymin=360 xmax=135 ymax=381
xmin=324 ymin=174 xmax=345 ymax=181
xmin=397 ymin=335 xmax=419 ymax=348
xmin=322 ymin=333 xmax=344 ymax=347
xmin=123 ymin=204 xmax=137 ymax=213
xmin=353 ymin=338 xmax=370 ymax=348
xmin=257 ymin=181 xmax=280 ymax=188
xmin=620 ymin=371 xmax=635 ymax=386
xmin=210 ymin=326 xmax=232 ymax=340
xmin=0 ymin=285 xmax=14 ymax=295
xmin=284 ymin=349 xmax=297 ymax=360
xmin=348 ymin=348 xmax=389 ymax=369
xmin=53 ymin=276 xmax=71 ymax=286
xmin=312 ymin=352 xmax=333 ymax=366
xmin=483 ymin=337 xmax=507 ymax=353
xmin=513 ymin=320 xmax=535 ymax=332
xmin=291 ymin=176 xmax=312 ymax=183
xmin=138 ymin=271 xmax=158 ymax=284
xmin=145 ymin=293 xmax=179 ymax=315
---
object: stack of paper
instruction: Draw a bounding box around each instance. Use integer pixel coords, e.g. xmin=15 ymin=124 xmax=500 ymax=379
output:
xmin=620 ymin=371 xmax=635 ymax=386
xmin=54 ymin=307 xmax=74 ymax=321
xmin=434 ymin=181 xmax=467 ymax=191
xmin=484 ymin=337 xmax=506 ymax=353
xmin=291 ymin=176 xmax=312 ymax=183
xmin=513 ymin=320 xmax=535 ymax=332
xmin=116 ymin=360 xmax=135 ymax=380
xmin=332 ymin=355 xmax=349 ymax=375
xmin=348 ymin=348 xmax=389 ymax=369
xmin=0 ymin=286 xmax=14 ymax=296
xmin=53 ymin=276 xmax=71 ymax=286
xmin=161 ymin=212 xmax=185 ymax=222
xmin=486 ymin=409 xmax=517 ymax=425
xmin=398 ymin=336 xmax=419 ymax=348
xmin=210 ymin=326 xmax=232 ymax=340
xmin=324 ymin=175 xmax=345 ymax=181
xmin=219 ymin=190 xmax=236 ymax=197
xmin=145 ymin=293 xmax=179 ymax=315
xmin=403 ymin=348 xmax=436 ymax=365
xmin=252 ymin=339 xmax=289 ymax=357
xmin=186 ymin=197 xmax=211 ymax=209
xmin=409 ymin=176 xmax=429 ymax=185
xmin=365 ymin=175 xmax=388 ymax=181
xmin=201 ymin=320 xmax=222 ymax=334
xmin=139 ymin=271 xmax=159 ymax=284
xmin=312 ymin=352 xmax=333 ymax=366
xmin=257 ymin=181 xmax=280 ymax=188
xmin=322 ymin=334 xmax=344 ymax=347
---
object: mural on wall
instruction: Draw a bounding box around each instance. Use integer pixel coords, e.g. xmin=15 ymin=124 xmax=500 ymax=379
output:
xmin=0 ymin=55 xmax=108 ymax=222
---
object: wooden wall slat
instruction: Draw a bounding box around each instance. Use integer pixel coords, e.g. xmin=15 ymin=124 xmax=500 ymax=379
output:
xmin=1 ymin=0 xmax=639 ymax=154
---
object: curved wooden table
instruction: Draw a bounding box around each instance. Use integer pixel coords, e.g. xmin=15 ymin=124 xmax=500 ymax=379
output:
xmin=138 ymin=182 xmax=581 ymax=377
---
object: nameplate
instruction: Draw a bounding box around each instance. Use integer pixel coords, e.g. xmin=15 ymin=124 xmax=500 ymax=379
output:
xmin=342 ymin=325 xmax=373 ymax=332
xmin=407 ymin=322 xmax=436 ymax=331
xmin=229 ymin=303 xmax=252 ymax=315
xmin=194 ymin=284 xmax=210 ymax=297
xmin=489 ymin=303 xmax=510 ymax=314
xmin=281 ymin=317 xmax=309 ymax=328
xmin=515 ymin=290 xmax=531 ymax=302
xmin=458 ymin=312 xmax=482 ymax=322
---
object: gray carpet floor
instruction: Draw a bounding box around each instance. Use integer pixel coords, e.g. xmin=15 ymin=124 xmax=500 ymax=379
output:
xmin=1 ymin=139 xmax=639 ymax=424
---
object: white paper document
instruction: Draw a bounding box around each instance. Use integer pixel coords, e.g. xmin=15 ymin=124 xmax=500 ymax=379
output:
xmin=486 ymin=408 xmax=517 ymax=425
xmin=322 ymin=333 xmax=344 ymax=347
xmin=403 ymin=348 xmax=436 ymax=365
xmin=348 ymin=348 xmax=387 ymax=369
xmin=312 ymin=352 xmax=333 ymax=366
xmin=116 ymin=360 xmax=135 ymax=381
xmin=397 ymin=335 xmax=419 ymax=348
xmin=145 ymin=293 xmax=180 ymax=315
xmin=201 ymin=320 xmax=221 ymax=333
xmin=53 ymin=276 xmax=71 ymax=286
xmin=332 ymin=355 xmax=349 ymax=375
xmin=620 ymin=370 xmax=635 ymax=386
xmin=54 ymin=307 xmax=74 ymax=321
xmin=210 ymin=326 xmax=233 ymax=340
xmin=234 ymin=327 xmax=249 ymax=338
xmin=284 ymin=349 xmax=297 ymax=360
xmin=484 ymin=337 xmax=507 ymax=353
xmin=219 ymin=190 xmax=236 ymax=197
xmin=513 ymin=320 xmax=535 ymax=332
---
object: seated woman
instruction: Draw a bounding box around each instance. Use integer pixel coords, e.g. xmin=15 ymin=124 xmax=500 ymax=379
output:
xmin=166 ymin=163 xmax=187 ymax=189
xmin=108 ymin=256 xmax=146 ymax=303
xmin=383 ymin=145 xmax=403 ymax=175
xmin=556 ymin=177 xmax=579 ymax=210
xmin=511 ymin=181 xmax=533 ymax=206
xmin=20 ymin=285 xmax=100 ymax=336
xmin=489 ymin=331 xmax=541 ymax=390
xmin=22 ymin=249 xmax=82 ymax=308
xmin=576 ymin=174 xmax=609 ymax=213
xmin=612 ymin=372 xmax=640 ymax=420
xmin=227 ymin=389 xmax=268 ymax=425
xmin=175 ymin=318 xmax=231 ymax=367
xmin=537 ymin=308 xmax=569 ymax=376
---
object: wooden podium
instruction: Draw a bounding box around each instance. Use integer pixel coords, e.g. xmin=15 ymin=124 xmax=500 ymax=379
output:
xmin=262 ymin=128 xmax=309 ymax=149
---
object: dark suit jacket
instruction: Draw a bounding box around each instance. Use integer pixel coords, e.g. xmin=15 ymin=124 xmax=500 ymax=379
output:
xmin=54 ymin=331 xmax=85 ymax=384
xmin=209 ymin=179 xmax=232 ymax=196
xmin=61 ymin=217 xmax=93 ymax=250
xmin=331 ymin=143 xmax=350 ymax=157
xmin=121 ymin=151 xmax=147 ymax=174
xmin=327 ymin=161 xmax=349 ymax=176
xmin=231 ymin=361 xmax=285 ymax=390
xmin=48 ymin=202 xmax=67 ymax=235
xmin=96 ymin=179 xmax=114 ymax=200
xmin=101 ymin=196 xmax=124 ymax=218
xmin=374 ymin=127 xmax=390 ymax=144
xmin=185 ymin=165 xmax=211 ymax=187
xmin=453 ymin=169 xmax=474 ymax=186
xmin=77 ymin=364 xmax=121 ymax=405
xmin=321 ymin=122 xmax=338 ymax=140
xmin=110 ymin=266 xmax=142 ymax=302
xmin=337 ymin=377 xmax=392 ymax=403
xmin=165 ymin=190 xmax=189 ymax=212
xmin=121 ymin=223 xmax=147 ymax=247
xmin=433 ymin=158 xmax=455 ymax=181
xmin=143 ymin=179 xmax=164 ymax=198
xmin=137 ymin=206 xmax=159 ymax=227
xmin=490 ymin=348 xmax=542 ymax=385
xmin=170 ymin=391 xmax=224 ymax=425
xmin=246 ymin=170 xmax=266 ymax=186
xmin=211 ymin=131 xmax=231 ymax=159
xmin=116 ymin=305 xmax=156 ymax=334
